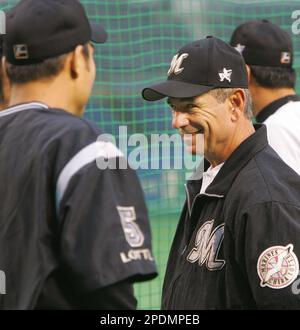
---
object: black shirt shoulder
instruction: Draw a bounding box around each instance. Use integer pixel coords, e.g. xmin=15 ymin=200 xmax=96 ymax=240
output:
xmin=17 ymin=107 xmax=103 ymax=178
xmin=225 ymin=144 xmax=300 ymax=220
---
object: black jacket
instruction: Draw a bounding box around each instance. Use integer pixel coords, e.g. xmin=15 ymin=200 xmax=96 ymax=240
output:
xmin=0 ymin=103 xmax=157 ymax=309
xmin=162 ymin=125 xmax=300 ymax=310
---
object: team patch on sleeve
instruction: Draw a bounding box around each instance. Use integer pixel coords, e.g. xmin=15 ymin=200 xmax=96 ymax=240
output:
xmin=257 ymin=244 xmax=299 ymax=289
xmin=117 ymin=206 xmax=144 ymax=248
xmin=117 ymin=206 xmax=155 ymax=264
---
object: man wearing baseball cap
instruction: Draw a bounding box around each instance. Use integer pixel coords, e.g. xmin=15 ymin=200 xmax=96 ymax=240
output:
xmin=230 ymin=19 xmax=300 ymax=175
xmin=143 ymin=36 xmax=300 ymax=309
xmin=0 ymin=0 xmax=157 ymax=309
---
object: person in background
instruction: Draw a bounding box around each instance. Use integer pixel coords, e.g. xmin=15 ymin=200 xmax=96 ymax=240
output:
xmin=231 ymin=19 xmax=300 ymax=175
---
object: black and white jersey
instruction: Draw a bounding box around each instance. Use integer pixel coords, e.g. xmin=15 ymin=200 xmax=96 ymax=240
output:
xmin=0 ymin=102 xmax=157 ymax=310
xmin=256 ymin=95 xmax=300 ymax=175
xmin=162 ymin=125 xmax=300 ymax=310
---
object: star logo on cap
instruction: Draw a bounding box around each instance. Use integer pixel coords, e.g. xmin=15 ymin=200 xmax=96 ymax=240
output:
xmin=234 ymin=43 xmax=245 ymax=54
xmin=219 ymin=68 xmax=232 ymax=83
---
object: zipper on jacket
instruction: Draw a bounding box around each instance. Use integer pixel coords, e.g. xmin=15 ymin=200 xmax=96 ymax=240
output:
xmin=185 ymin=183 xmax=224 ymax=216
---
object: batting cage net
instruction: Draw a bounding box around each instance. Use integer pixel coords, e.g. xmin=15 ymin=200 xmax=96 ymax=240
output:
xmin=1 ymin=0 xmax=300 ymax=309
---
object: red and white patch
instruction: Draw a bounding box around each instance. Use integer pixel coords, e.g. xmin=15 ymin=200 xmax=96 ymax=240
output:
xmin=257 ymin=244 xmax=299 ymax=289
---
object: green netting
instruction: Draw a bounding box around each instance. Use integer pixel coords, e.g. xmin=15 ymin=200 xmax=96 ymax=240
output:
xmin=1 ymin=0 xmax=300 ymax=310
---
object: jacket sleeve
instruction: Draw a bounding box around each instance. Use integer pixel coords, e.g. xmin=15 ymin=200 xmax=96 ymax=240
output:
xmin=78 ymin=280 xmax=137 ymax=310
xmin=234 ymin=201 xmax=300 ymax=309
xmin=56 ymin=156 xmax=157 ymax=297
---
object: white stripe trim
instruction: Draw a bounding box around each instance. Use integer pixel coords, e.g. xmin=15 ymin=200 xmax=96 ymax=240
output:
xmin=0 ymin=102 xmax=48 ymax=118
xmin=185 ymin=184 xmax=224 ymax=216
xmin=56 ymin=141 xmax=124 ymax=214
xmin=202 ymin=193 xmax=224 ymax=198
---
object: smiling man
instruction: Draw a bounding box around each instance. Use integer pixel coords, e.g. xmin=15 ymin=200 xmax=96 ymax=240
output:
xmin=142 ymin=36 xmax=300 ymax=309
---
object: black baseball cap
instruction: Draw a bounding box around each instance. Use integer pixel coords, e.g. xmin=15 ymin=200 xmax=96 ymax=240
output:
xmin=230 ymin=19 xmax=293 ymax=67
xmin=4 ymin=0 xmax=108 ymax=65
xmin=142 ymin=36 xmax=248 ymax=101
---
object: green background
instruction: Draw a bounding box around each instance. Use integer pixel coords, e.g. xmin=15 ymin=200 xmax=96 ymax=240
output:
xmin=1 ymin=0 xmax=300 ymax=310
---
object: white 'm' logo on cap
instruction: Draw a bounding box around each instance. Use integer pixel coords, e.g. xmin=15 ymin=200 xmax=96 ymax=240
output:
xmin=219 ymin=68 xmax=232 ymax=83
xmin=13 ymin=44 xmax=29 ymax=60
xmin=167 ymin=53 xmax=189 ymax=76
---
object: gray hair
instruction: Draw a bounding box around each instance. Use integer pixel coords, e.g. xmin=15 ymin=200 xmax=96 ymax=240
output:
xmin=208 ymin=88 xmax=253 ymax=120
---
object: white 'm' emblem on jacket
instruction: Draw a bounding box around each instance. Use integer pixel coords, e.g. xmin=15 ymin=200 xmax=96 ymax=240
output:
xmin=219 ymin=68 xmax=232 ymax=82
xmin=187 ymin=220 xmax=225 ymax=270
xmin=167 ymin=53 xmax=189 ymax=76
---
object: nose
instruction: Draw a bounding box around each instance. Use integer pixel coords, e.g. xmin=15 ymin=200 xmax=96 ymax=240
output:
xmin=172 ymin=112 xmax=189 ymax=129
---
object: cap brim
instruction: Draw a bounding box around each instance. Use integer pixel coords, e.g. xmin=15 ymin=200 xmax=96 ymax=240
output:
xmin=90 ymin=22 xmax=108 ymax=44
xmin=142 ymin=80 xmax=214 ymax=101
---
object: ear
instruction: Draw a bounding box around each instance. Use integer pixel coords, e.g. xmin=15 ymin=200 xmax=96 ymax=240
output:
xmin=245 ymin=64 xmax=251 ymax=84
xmin=1 ymin=56 xmax=6 ymax=69
xmin=2 ymin=56 xmax=9 ymax=78
xmin=69 ymin=45 xmax=86 ymax=80
xmin=228 ymin=89 xmax=245 ymax=122
xmin=1 ymin=57 xmax=11 ymax=106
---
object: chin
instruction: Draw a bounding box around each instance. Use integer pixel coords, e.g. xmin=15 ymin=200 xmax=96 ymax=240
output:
xmin=186 ymin=147 xmax=196 ymax=155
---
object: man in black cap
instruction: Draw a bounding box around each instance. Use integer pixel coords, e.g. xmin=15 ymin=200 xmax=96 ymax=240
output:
xmin=230 ymin=20 xmax=300 ymax=175
xmin=0 ymin=0 xmax=157 ymax=310
xmin=142 ymin=36 xmax=300 ymax=309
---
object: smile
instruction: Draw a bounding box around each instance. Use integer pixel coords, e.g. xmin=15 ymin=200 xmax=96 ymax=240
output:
xmin=189 ymin=127 xmax=204 ymax=134
xmin=194 ymin=128 xmax=204 ymax=134
xmin=179 ymin=126 xmax=204 ymax=135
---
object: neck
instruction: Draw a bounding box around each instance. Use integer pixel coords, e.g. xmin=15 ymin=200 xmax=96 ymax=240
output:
xmin=207 ymin=121 xmax=255 ymax=168
xmin=0 ymin=101 xmax=9 ymax=110
xmin=9 ymin=78 xmax=81 ymax=116
xmin=253 ymin=87 xmax=295 ymax=116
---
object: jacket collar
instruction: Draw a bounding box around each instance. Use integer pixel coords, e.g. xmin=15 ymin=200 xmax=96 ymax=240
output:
xmin=256 ymin=94 xmax=300 ymax=123
xmin=0 ymin=102 xmax=48 ymax=118
xmin=186 ymin=124 xmax=268 ymax=202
